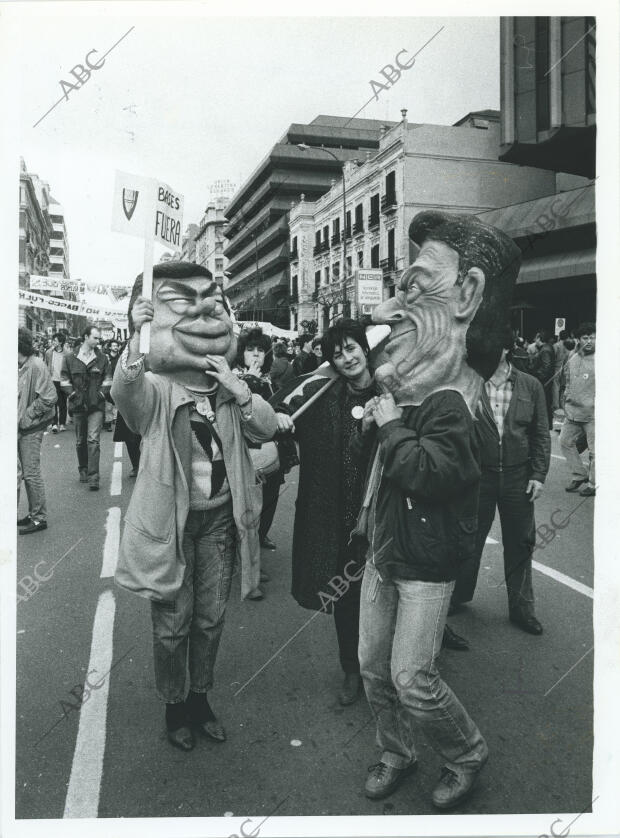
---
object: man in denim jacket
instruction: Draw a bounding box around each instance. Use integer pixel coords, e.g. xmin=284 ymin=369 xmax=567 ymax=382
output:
xmin=354 ymin=211 xmax=520 ymax=810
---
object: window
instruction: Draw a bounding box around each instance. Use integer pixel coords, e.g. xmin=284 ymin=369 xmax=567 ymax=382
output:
xmin=387 ymin=229 xmax=395 ymax=269
xmin=333 ymin=262 xmax=340 ymax=281
xmin=324 ymin=266 xmax=330 ymax=284
xmin=357 ymin=250 xmax=364 ymax=267
xmin=371 ymin=244 xmax=380 ymax=268
xmin=332 ymin=217 xmax=340 ymax=238
xmin=215 ymin=258 xmax=224 ymax=271
xmin=345 ymin=210 xmax=352 ymax=237
xmin=315 ymin=270 xmax=321 ymax=291
xmin=535 ymin=18 xmax=550 ymax=132
xmin=369 ymin=194 xmax=380 ymax=227
xmin=292 ymin=275 xmax=298 ymax=300
xmin=323 ymin=225 xmax=329 ymax=245
xmin=346 ymin=256 xmax=352 ymax=276
xmin=354 ymin=204 xmax=363 ymax=233
xmin=315 ymin=231 xmax=321 ymax=249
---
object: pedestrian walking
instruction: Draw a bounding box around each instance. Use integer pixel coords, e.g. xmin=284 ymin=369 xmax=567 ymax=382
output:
xmin=17 ymin=327 xmax=57 ymax=535
xmin=530 ymin=329 xmax=555 ymax=429
xmin=551 ymin=329 xmax=571 ymax=414
xmin=353 ymin=210 xmax=519 ymax=810
xmin=269 ymin=341 xmax=294 ymax=393
xmin=45 ymin=332 xmax=69 ymax=432
xmin=103 ymin=339 xmax=121 ymax=431
xmin=112 ymin=261 xmax=277 ymax=752
xmin=560 ymin=322 xmax=595 ymax=497
xmin=451 ymin=329 xmax=550 ymax=636
xmin=292 ymin=333 xmax=318 ymax=376
xmin=276 ymin=319 xmax=376 ymax=706
xmin=232 ymin=327 xmax=284 ymax=600
xmin=60 ymin=325 xmax=111 ymax=490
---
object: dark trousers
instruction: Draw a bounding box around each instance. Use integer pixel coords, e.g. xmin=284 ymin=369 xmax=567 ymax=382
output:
xmin=259 ymin=470 xmax=283 ymax=542
xmin=333 ymin=576 xmax=361 ymax=674
xmin=53 ymin=381 xmax=67 ymax=426
xmin=452 ymin=465 xmax=536 ymax=617
xmin=125 ymin=437 xmax=141 ymax=470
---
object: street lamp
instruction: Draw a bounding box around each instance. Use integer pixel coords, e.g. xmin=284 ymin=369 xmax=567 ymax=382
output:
xmin=297 ymin=143 xmax=349 ymax=317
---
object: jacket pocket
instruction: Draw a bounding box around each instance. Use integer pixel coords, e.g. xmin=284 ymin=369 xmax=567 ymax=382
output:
xmin=394 ymin=497 xmax=450 ymax=572
xmin=124 ymin=474 xmax=175 ymax=543
xmin=514 ymin=396 xmax=534 ymax=425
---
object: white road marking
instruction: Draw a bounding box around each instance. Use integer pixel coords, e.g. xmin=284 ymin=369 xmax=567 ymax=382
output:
xmin=551 ymin=454 xmax=566 ymax=460
xmin=114 ymin=442 xmax=123 ymax=459
xmin=110 ymin=461 xmax=122 ymax=496
xmin=64 ymin=589 xmax=116 ymax=818
xmin=485 ymin=536 xmax=499 ymax=544
xmin=100 ymin=508 xmax=121 ymax=579
xmin=532 ymin=560 xmax=593 ymax=599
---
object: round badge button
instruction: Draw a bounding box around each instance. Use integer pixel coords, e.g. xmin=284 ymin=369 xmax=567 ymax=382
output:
xmin=351 ymin=405 xmax=364 ymax=420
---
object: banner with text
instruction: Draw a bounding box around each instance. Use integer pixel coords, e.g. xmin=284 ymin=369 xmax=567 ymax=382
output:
xmin=19 ymin=289 xmax=128 ymax=328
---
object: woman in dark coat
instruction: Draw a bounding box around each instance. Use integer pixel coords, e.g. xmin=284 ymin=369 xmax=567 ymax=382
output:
xmin=277 ymin=319 xmax=376 ymax=706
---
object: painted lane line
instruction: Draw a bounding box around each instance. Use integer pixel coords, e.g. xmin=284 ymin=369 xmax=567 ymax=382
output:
xmin=114 ymin=442 xmax=123 ymax=459
xmin=110 ymin=461 xmax=122 ymax=496
xmin=485 ymin=536 xmax=499 ymax=544
xmin=551 ymin=454 xmax=566 ymax=460
xmin=532 ymin=560 xmax=593 ymax=599
xmin=64 ymin=589 xmax=116 ymax=818
xmin=100 ymin=508 xmax=121 ymax=579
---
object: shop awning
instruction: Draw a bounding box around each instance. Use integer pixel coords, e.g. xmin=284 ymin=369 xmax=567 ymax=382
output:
xmin=517 ymin=249 xmax=596 ymax=285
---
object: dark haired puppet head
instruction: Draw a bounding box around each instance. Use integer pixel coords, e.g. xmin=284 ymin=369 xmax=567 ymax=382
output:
xmin=128 ymin=261 xmax=236 ymax=390
xmin=372 ymin=210 xmax=520 ymax=413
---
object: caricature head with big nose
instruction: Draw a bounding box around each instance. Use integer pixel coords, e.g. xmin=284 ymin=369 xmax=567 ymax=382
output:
xmin=128 ymin=262 xmax=237 ymax=391
xmin=372 ymin=211 xmax=521 ymax=414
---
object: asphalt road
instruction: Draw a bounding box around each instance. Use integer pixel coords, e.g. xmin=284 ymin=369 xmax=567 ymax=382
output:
xmin=15 ymin=421 xmax=594 ymax=822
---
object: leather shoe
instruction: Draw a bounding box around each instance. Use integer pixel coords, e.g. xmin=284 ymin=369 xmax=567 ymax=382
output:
xmin=19 ymin=519 xmax=47 ymax=534
xmin=17 ymin=514 xmax=32 ymax=527
xmin=338 ymin=672 xmax=362 ymax=706
xmin=166 ymin=725 xmax=195 ymax=751
xmin=259 ymin=570 xmax=271 ymax=583
xmin=260 ymin=536 xmax=276 ymax=551
xmin=365 ymin=760 xmax=418 ymax=800
xmin=509 ymin=612 xmax=543 ymax=635
xmin=579 ymin=484 xmax=595 ymax=497
xmin=442 ymin=624 xmax=469 ymax=651
xmin=194 ymin=718 xmax=227 ymax=742
xmin=565 ymin=478 xmax=587 ymax=493
xmin=247 ymin=587 xmax=264 ymax=600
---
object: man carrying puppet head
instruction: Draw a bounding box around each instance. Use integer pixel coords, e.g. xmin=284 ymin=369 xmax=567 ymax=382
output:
xmin=352 ymin=210 xmax=520 ymax=809
xmin=111 ymin=261 xmax=277 ymax=752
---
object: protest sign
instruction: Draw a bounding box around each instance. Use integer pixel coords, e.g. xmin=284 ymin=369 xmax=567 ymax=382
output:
xmin=112 ymin=170 xmax=184 ymax=352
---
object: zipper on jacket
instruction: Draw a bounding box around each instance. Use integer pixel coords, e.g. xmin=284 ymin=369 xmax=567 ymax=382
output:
xmin=370 ymin=464 xmax=384 ymax=581
xmin=498 ymin=437 xmax=503 ymax=472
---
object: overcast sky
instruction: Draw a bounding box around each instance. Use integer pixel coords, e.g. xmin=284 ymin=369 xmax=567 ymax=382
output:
xmin=16 ymin=12 xmax=499 ymax=289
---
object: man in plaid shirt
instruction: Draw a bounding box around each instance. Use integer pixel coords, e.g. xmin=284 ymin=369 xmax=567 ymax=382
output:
xmin=450 ymin=328 xmax=550 ymax=637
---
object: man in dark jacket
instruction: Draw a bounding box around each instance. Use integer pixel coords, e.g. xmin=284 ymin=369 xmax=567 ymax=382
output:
xmin=18 ymin=327 xmax=57 ymax=534
xmin=355 ymin=210 xmax=520 ymax=810
xmin=61 ymin=325 xmax=111 ymax=490
xmin=291 ymin=333 xmax=318 ymax=376
xmin=451 ymin=330 xmax=550 ymax=635
xmin=530 ymin=328 xmax=555 ymax=429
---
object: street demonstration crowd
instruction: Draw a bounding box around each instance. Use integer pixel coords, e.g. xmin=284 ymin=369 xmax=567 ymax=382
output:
xmin=17 ymin=289 xmax=595 ymax=810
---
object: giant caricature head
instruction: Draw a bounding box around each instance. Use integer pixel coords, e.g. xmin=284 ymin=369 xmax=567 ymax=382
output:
xmin=128 ymin=261 xmax=237 ymax=390
xmin=372 ymin=210 xmax=521 ymax=411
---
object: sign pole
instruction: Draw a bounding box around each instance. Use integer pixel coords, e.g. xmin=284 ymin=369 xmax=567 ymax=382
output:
xmin=139 ymin=235 xmax=154 ymax=354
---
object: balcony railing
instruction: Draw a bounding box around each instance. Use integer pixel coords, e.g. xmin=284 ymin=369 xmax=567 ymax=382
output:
xmin=344 ymin=225 xmax=352 ymax=239
xmin=381 ymin=193 xmax=397 ymax=213
xmin=331 ymin=232 xmax=341 ymax=246
xmin=353 ymin=221 xmax=364 ymax=236
xmin=368 ymin=213 xmax=380 ymax=230
xmin=380 ymin=257 xmax=396 ymax=273
xmin=290 ymin=247 xmax=298 ymax=260
xmin=313 ymin=241 xmax=329 ymax=256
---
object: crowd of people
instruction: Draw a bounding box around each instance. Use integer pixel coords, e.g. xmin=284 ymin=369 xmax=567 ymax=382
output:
xmin=16 ymin=243 xmax=596 ymax=811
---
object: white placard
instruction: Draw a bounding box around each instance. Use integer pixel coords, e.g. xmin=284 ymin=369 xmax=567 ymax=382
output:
xmin=356 ymin=269 xmax=384 ymax=306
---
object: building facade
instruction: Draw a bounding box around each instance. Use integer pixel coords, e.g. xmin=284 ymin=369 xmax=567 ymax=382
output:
xmin=478 ymin=15 xmax=597 ymax=338
xmin=289 ymin=110 xmax=557 ymax=332
xmin=194 ymin=197 xmax=228 ymax=286
xmin=19 ymin=160 xmax=52 ymax=333
xmin=223 ymin=115 xmax=397 ymax=327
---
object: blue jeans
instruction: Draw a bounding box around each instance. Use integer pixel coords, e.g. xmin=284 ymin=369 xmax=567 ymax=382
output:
xmin=359 ymin=562 xmax=487 ymax=773
xmin=150 ymin=502 xmax=236 ymax=703
xmin=74 ymin=409 xmax=104 ymax=481
xmin=17 ymin=431 xmax=46 ymax=522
